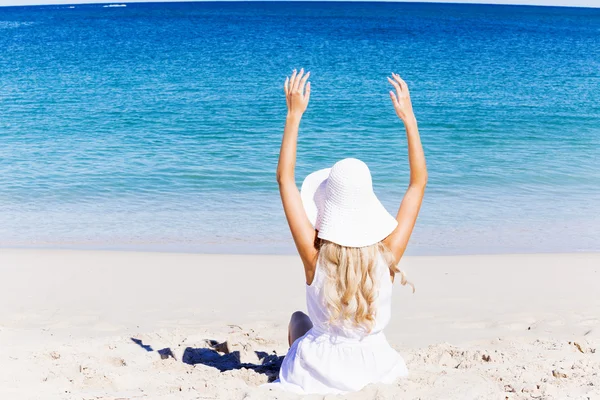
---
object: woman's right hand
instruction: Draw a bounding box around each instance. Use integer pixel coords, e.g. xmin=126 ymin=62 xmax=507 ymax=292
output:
xmin=383 ymin=73 xmax=427 ymax=265
xmin=285 ymin=68 xmax=311 ymax=119
xmin=388 ymin=73 xmax=415 ymax=124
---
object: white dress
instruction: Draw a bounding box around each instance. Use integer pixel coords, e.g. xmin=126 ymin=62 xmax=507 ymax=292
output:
xmin=274 ymin=255 xmax=408 ymax=395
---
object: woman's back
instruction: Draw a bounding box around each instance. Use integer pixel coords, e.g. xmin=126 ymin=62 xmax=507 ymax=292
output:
xmin=306 ymin=253 xmax=393 ymax=340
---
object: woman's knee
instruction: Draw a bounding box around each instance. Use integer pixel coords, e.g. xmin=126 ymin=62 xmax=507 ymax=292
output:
xmin=290 ymin=311 xmax=310 ymax=324
xmin=288 ymin=310 xmax=313 ymax=346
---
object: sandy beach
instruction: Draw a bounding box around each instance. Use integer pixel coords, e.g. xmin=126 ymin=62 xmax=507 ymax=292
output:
xmin=0 ymin=249 xmax=598 ymax=399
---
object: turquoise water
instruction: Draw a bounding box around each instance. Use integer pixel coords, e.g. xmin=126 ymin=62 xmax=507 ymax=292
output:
xmin=1 ymin=2 xmax=599 ymax=254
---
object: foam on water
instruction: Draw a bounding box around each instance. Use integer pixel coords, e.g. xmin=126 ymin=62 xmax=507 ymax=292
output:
xmin=0 ymin=20 xmax=34 ymax=29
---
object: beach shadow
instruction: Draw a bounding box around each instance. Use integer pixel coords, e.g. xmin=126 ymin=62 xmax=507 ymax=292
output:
xmin=182 ymin=346 xmax=283 ymax=382
xmin=131 ymin=338 xmax=153 ymax=352
xmin=130 ymin=337 xmax=283 ymax=382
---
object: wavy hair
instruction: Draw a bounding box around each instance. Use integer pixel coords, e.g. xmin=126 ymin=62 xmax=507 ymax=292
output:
xmin=317 ymin=240 xmax=413 ymax=333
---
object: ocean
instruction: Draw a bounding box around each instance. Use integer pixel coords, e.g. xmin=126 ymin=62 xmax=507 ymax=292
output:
xmin=0 ymin=1 xmax=599 ymax=255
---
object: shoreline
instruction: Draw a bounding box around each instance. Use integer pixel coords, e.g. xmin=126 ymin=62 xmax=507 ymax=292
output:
xmin=1 ymin=249 xmax=599 ymax=398
xmin=2 ymin=244 xmax=599 ymax=257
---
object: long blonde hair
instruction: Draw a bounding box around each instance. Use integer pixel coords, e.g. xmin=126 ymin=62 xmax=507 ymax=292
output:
xmin=318 ymin=240 xmax=413 ymax=333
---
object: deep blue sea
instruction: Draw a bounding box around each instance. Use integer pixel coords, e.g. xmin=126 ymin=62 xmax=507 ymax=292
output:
xmin=0 ymin=2 xmax=599 ymax=255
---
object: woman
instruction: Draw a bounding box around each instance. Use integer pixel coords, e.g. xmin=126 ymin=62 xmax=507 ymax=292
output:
xmin=274 ymin=68 xmax=427 ymax=394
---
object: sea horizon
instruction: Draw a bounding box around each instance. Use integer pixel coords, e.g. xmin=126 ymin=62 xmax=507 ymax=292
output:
xmin=2 ymin=1 xmax=600 ymax=11
xmin=1 ymin=1 xmax=599 ymax=256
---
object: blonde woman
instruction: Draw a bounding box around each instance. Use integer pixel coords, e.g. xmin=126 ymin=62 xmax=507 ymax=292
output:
xmin=274 ymin=68 xmax=427 ymax=394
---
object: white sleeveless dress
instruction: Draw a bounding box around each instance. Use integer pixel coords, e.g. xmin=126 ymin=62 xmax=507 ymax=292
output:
xmin=274 ymin=255 xmax=408 ymax=395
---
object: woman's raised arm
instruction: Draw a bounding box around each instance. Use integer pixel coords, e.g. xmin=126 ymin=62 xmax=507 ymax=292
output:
xmin=276 ymin=69 xmax=318 ymax=279
xmin=383 ymin=73 xmax=428 ymax=263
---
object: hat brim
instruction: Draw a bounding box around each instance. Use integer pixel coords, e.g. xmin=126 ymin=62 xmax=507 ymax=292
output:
xmin=300 ymin=168 xmax=398 ymax=248
xmin=300 ymin=168 xmax=331 ymax=228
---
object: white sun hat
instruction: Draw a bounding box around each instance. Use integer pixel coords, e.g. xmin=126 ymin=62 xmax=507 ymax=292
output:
xmin=300 ymin=158 xmax=398 ymax=248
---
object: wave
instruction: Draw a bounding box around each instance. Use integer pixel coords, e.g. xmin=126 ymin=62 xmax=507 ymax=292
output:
xmin=103 ymin=4 xmax=127 ymax=7
xmin=0 ymin=21 xmax=35 ymax=29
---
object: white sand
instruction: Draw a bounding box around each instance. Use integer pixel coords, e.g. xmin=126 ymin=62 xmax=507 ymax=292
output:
xmin=0 ymin=249 xmax=599 ymax=399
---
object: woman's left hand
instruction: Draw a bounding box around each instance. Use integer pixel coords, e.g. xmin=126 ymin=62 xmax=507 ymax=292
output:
xmin=388 ymin=73 xmax=415 ymax=124
xmin=285 ymin=68 xmax=311 ymax=118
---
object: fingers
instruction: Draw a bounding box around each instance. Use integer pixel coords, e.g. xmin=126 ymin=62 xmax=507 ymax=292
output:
xmin=305 ymin=81 xmax=311 ymax=102
xmin=389 ymin=90 xmax=398 ymax=105
xmin=299 ymin=71 xmax=310 ymax=94
xmin=287 ymin=68 xmax=310 ymax=96
xmin=392 ymin=73 xmax=408 ymax=92
xmin=387 ymin=76 xmax=402 ymax=97
xmin=289 ymin=69 xmax=298 ymax=93
xmin=284 ymin=77 xmax=290 ymax=107
xmin=293 ymin=68 xmax=305 ymax=91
